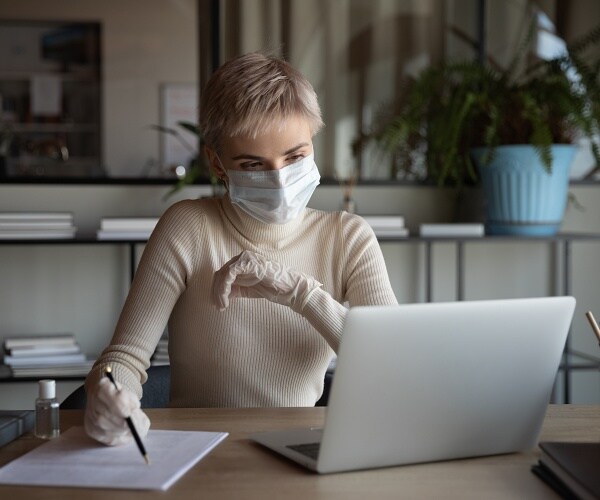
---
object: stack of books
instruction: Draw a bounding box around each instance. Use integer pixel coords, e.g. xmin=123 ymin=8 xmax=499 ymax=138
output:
xmin=532 ymin=441 xmax=599 ymax=499
xmin=361 ymin=215 xmax=408 ymax=237
xmin=97 ymin=217 xmax=159 ymax=240
xmin=0 ymin=410 xmax=34 ymax=448
xmin=0 ymin=212 xmax=76 ymax=239
xmin=151 ymin=336 xmax=169 ymax=366
xmin=2 ymin=334 xmax=94 ymax=378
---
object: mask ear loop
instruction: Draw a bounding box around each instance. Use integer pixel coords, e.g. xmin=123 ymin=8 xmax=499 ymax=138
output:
xmin=213 ymin=153 xmax=229 ymax=191
xmin=211 ymin=150 xmax=229 ymax=191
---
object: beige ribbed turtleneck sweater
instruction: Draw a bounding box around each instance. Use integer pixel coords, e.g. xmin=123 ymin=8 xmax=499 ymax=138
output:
xmin=85 ymin=195 xmax=398 ymax=407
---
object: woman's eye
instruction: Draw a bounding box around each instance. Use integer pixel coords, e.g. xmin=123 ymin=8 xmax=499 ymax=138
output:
xmin=240 ymin=161 xmax=263 ymax=170
xmin=286 ymin=154 xmax=305 ymax=164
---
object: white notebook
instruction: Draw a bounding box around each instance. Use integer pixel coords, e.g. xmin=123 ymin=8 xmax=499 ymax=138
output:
xmin=0 ymin=426 xmax=228 ymax=491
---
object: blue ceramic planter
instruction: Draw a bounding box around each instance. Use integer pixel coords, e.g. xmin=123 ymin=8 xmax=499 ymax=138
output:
xmin=471 ymin=145 xmax=576 ymax=236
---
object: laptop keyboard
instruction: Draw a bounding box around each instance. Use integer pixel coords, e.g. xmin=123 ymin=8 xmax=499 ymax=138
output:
xmin=287 ymin=442 xmax=321 ymax=460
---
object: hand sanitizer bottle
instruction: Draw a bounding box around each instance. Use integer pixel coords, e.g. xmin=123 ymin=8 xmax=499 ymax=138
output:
xmin=35 ymin=379 xmax=60 ymax=439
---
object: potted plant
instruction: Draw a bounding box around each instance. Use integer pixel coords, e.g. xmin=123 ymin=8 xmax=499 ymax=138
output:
xmin=150 ymin=121 xmax=223 ymax=198
xmin=365 ymin=19 xmax=600 ymax=235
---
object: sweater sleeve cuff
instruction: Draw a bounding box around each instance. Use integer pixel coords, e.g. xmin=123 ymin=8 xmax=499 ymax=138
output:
xmin=85 ymin=361 xmax=145 ymax=400
xmin=300 ymin=287 xmax=347 ymax=352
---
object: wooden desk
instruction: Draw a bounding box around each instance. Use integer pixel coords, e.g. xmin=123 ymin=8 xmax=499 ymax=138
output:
xmin=0 ymin=405 xmax=598 ymax=499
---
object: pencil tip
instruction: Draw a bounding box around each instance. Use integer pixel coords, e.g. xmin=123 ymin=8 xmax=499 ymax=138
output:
xmin=144 ymin=455 xmax=150 ymax=465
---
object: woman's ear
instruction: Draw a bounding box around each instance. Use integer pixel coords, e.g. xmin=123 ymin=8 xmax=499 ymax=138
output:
xmin=204 ymin=146 xmax=227 ymax=182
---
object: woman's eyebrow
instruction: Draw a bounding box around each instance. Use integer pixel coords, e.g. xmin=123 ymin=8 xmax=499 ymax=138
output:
xmin=282 ymin=142 xmax=310 ymax=155
xmin=230 ymin=142 xmax=310 ymax=161
xmin=230 ymin=153 xmax=263 ymax=161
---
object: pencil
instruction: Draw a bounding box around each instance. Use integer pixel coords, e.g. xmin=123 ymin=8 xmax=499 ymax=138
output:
xmin=104 ymin=366 xmax=150 ymax=464
xmin=584 ymin=311 xmax=600 ymax=346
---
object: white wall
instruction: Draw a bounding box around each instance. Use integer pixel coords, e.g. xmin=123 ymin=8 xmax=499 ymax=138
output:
xmin=1 ymin=182 xmax=599 ymax=408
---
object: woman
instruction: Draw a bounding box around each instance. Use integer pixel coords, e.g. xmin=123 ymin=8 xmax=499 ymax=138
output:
xmin=84 ymin=52 xmax=398 ymax=445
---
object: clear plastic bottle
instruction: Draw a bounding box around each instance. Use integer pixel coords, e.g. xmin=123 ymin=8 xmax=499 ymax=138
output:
xmin=35 ymin=379 xmax=60 ymax=439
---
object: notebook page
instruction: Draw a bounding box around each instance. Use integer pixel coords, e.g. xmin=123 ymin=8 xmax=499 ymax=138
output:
xmin=0 ymin=426 xmax=228 ymax=490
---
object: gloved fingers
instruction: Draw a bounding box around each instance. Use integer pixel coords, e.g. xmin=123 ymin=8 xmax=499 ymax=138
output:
xmin=231 ymin=265 xmax=297 ymax=298
xmin=94 ymin=377 xmax=140 ymax=419
xmin=88 ymin=404 xmax=127 ymax=430
xmin=229 ymin=272 xmax=266 ymax=288
xmin=212 ymin=255 xmax=239 ymax=310
xmin=88 ymin=379 xmax=124 ymax=427
xmin=90 ymin=409 xmax=150 ymax=447
xmin=130 ymin=408 xmax=151 ymax=438
xmin=85 ymin=424 xmax=133 ymax=446
xmin=212 ymin=270 xmax=230 ymax=310
xmin=220 ymin=270 xmax=275 ymax=305
xmin=98 ymin=409 xmax=149 ymax=446
xmin=84 ymin=376 xmax=146 ymax=446
xmin=84 ymin=410 xmax=130 ymax=446
xmin=223 ymin=251 xmax=268 ymax=283
xmin=212 ymin=249 xmax=323 ymax=311
xmin=213 ymin=250 xmax=265 ymax=309
xmin=89 ymin=424 xmax=131 ymax=446
xmin=112 ymin=385 xmax=141 ymax=417
xmin=104 ymin=433 xmax=135 ymax=447
xmin=84 ymin=407 xmax=150 ymax=447
xmin=229 ymin=284 xmax=266 ymax=300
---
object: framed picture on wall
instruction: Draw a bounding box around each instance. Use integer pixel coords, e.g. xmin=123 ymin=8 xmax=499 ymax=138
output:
xmin=159 ymin=83 xmax=198 ymax=172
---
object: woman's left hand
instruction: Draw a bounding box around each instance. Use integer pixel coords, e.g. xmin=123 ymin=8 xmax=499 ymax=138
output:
xmin=212 ymin=250 xmax=322 ymax=313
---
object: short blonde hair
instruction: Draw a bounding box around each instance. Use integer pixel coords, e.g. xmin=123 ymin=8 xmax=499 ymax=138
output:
xmin=200 ymin=52 xmax=323 ymax=150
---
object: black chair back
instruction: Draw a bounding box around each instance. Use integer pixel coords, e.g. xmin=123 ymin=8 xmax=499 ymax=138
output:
xmin=61 ymin=365 xmax=171 ymax=409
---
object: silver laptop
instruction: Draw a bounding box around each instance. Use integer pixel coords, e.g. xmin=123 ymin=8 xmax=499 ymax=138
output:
xmin=251 ymin=296 xmax=576 ymax=474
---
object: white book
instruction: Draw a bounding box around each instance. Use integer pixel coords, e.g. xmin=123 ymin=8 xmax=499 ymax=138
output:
xmin=0 ymin=221 xmax=74 ymax=230
xmin=373 ymin=227 xmax=410 ymax=238
xmin=0 ymin=212 xmax=73 ymax=222
xmin=100 ymin=217 xmax=159 ymax=231
xmin=4 ymin=334 xmax=76 ymax=349
xmin=10 ymin=362 xmax=95 ymax=377
xmin=3 ymin=353 xmax=87 ymax=367
xmin=7 ymin=344 xmax=82 ymax=357
xmin=150 ymin=360 xmax=170 ymax=366
xmin=361 ymin=215 xmax=405 ymax=228
xmin=97 ymin=229 xmax=152 ymax=240
xmin=152 ymin=353 xmax=170 ymax=361
xmin=419 ymin=223 xmax=485 ymax=237
xmin=0 ymin=228 xmax=77 ymax=239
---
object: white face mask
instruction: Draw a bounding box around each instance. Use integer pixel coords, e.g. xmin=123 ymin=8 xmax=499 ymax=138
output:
xmin=227 ymin=154 xmax=320 ymax=224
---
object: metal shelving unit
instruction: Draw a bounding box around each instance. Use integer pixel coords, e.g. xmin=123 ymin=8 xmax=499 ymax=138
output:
xmin=378 ymin=232 xmax=600 ymax=403
xmin=1 ymin=233 xmax=599 ymax=402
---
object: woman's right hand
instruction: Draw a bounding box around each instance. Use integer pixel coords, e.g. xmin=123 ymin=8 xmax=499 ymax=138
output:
xmin=84 ymin=377 xmax=150 ymax=446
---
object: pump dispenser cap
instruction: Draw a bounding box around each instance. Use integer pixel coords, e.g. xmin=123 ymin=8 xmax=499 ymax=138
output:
xmin=39 ymin=379 xmax=56 ymax=399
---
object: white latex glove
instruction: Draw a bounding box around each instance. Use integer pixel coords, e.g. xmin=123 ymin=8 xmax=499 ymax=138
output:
xmin=212 ymin=250 xmax=322 ymax=313
xmin=84 ymin=377 xmax=150 ymax=446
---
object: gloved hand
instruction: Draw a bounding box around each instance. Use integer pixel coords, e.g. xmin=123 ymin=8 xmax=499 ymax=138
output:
xmin=84 ymin=377 xmax=150 ymax=446
xmin=212 ymin=250 xmax=322 ymax=313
